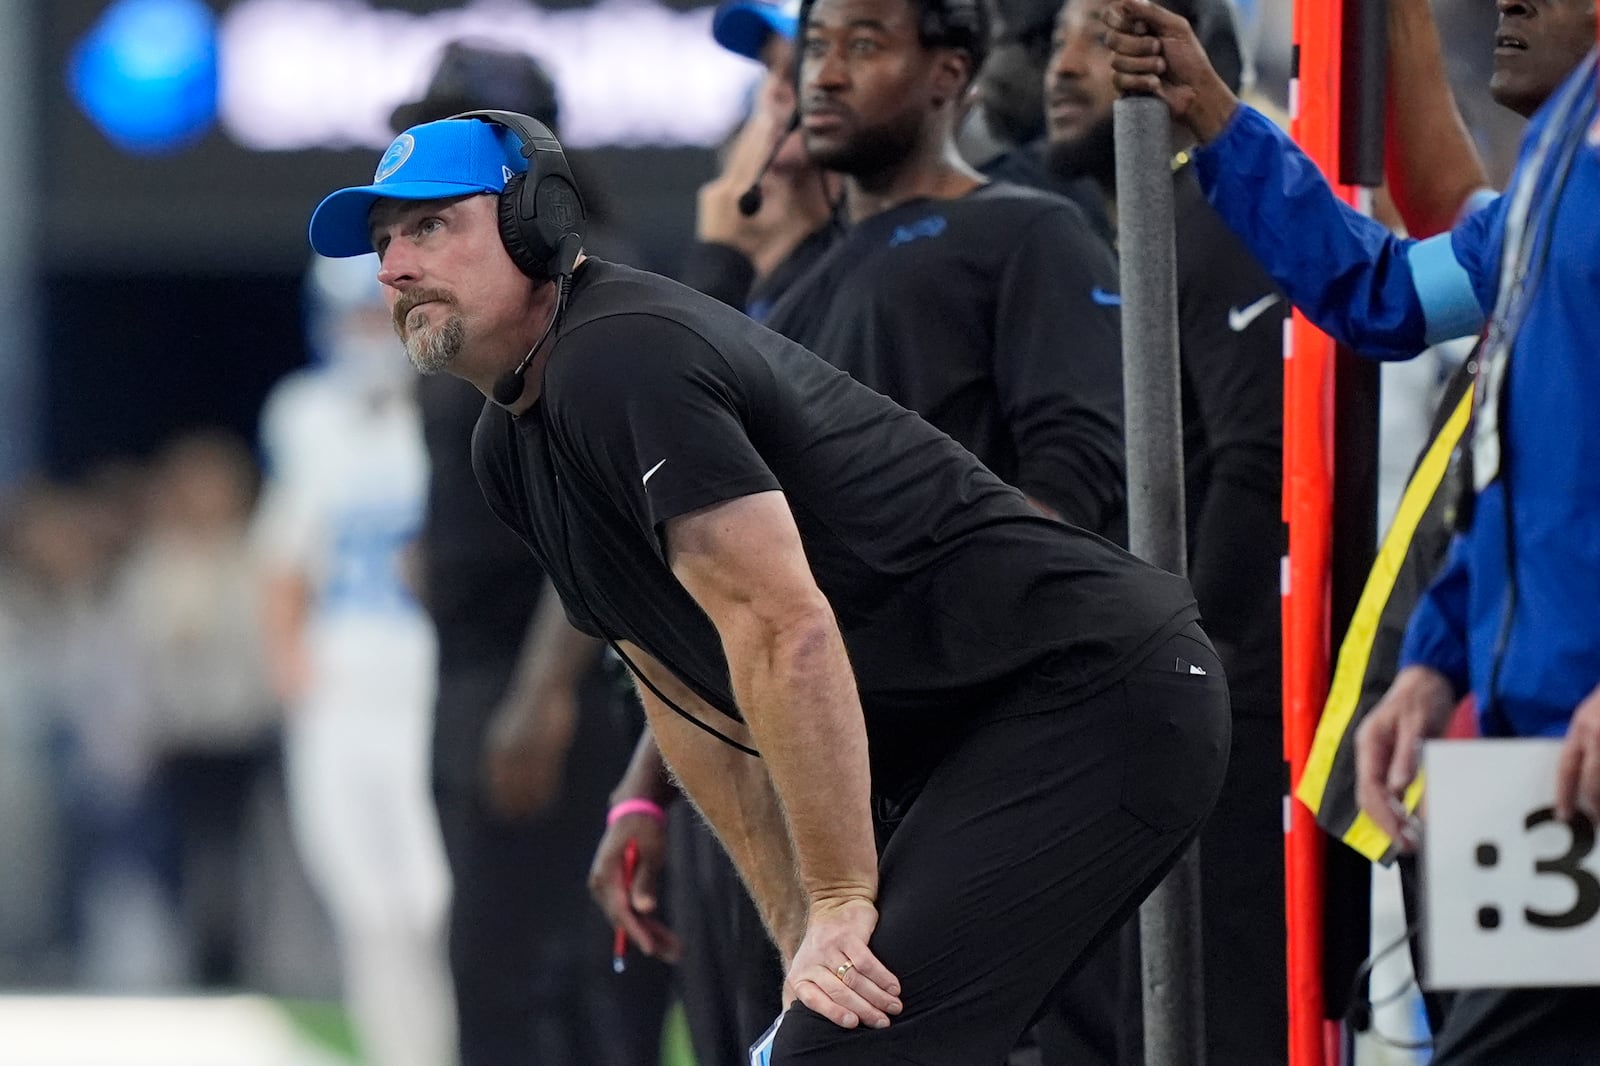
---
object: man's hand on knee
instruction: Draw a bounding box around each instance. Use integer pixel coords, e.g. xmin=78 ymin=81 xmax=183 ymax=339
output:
xmin=784 ymin=897 xmax=903 ymax=1030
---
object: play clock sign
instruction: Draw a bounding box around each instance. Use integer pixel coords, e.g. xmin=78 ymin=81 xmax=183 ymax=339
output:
xmin=1423 ymin=739 xmax=1600 ymax=989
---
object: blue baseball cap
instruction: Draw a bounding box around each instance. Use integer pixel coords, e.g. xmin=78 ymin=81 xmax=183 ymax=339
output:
xmin=711 ymin=0 xmax=799 ymax=60
xmin=308 ymin=119 xmax=528 ymax=258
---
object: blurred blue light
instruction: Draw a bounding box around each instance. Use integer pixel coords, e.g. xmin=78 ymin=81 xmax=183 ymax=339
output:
xmin=68 ymin=0 xmax=219 ymax=155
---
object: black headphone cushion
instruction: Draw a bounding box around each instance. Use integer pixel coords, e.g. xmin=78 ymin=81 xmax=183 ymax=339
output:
xmin=497 ymin=172 xmax=549 ymax=280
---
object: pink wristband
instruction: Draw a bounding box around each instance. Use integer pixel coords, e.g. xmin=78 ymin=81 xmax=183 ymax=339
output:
xmin=607 ymin=798 xmax=667 ymax=828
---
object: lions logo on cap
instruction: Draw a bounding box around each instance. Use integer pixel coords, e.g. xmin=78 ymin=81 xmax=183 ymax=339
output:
xmin=375 ymin=134 xmax=416 ymax=183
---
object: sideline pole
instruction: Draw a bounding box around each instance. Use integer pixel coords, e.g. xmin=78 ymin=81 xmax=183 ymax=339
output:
xmin=1114 ymin=93 xmax=1201 ymax=1066
xmin=1284 ymin=0 xmax=1362 ymax=1059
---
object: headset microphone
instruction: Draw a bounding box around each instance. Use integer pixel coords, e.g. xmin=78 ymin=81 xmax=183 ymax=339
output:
xmin=736 ymin=110 xmax=802 ymax=218
xmin=492 ymin=232 xmax=582 ymax=407
xmin=491 ymin=352 xmax=538 ymax=407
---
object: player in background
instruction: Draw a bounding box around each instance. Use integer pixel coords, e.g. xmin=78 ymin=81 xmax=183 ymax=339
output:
xmin=254 ymin=254 xmax=456 ymax=1066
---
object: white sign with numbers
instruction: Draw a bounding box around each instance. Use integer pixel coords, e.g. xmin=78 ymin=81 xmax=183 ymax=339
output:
xmin=1423 ymin=739 xmax=1600 ymax=989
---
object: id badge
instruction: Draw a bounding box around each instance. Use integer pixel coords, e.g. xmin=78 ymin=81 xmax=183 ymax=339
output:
xmin=748 ymin=1013 xmax=783 ymax=1065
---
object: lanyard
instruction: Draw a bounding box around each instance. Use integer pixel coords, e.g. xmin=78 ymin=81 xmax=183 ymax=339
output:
xmin=1470 ymin=53 xmax=1598 ymax=492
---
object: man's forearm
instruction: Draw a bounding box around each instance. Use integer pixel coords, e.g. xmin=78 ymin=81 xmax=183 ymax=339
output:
xmin=721 ymin=606 xmax=879 ymax=908
xmin=621 ymin=643 xmax=809 ymax=961
xmin=506 ymin=578 xmax=603 ymax=704
xmin=1385 ymin=0 xmax=1491 ymax=238
xmin=609 ymin=727 xmax=680 ymax=809
xmin=660 ymin=492 xmax=879 ymax=951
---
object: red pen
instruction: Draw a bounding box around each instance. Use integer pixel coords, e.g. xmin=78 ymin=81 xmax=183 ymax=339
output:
xmin=612 ymin=839 xmax=639 ymax=973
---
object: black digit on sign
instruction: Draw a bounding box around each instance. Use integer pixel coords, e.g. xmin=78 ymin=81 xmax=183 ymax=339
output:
xmin=1522 ymin=807 xmax=1600 ymax=930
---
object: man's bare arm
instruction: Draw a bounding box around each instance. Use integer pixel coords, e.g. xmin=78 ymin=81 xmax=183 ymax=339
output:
xmin=483 ymin=578 xmax=604 ymax=817
xmin=588 ymin=725 xmax=684 ymax=962
xmin=616 ymin=641 xmax=808 ymax=962
xmin=664 ymin=491 xmax=877 ymax=909
xmin=1384 ymin=0 xmax=1493 ymax=237
xmin=664 ymin=490 xmax=901 ymax=1030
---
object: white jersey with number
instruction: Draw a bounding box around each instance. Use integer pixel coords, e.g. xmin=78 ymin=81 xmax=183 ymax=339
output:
xmin=255 ymin=369 xmax=437 ymax=710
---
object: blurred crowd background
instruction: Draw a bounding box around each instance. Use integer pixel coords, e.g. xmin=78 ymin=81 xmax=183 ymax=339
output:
xmin=0 ymin=0 xmax=1534 ymax=1062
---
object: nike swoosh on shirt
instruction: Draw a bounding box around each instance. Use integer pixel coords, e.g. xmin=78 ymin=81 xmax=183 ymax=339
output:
xmin=642 ymin=458 xmax=667 ymax=486
xmin=1228 ymin=293 xmax=1281 ymax=332
xmin=1090 ymin=287 xmax=1122 ymax=307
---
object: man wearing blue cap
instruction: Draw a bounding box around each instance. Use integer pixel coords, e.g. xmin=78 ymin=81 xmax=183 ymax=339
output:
xmin=714 ymin=0 xmax=801 ymax=59
xmin=683 ymin=0 xmax=838 ymax=321
xmin=309 ymin=111 xmax=1229 ymax=1065
xmin=384 ymin=46 xmax=668 ymax=1066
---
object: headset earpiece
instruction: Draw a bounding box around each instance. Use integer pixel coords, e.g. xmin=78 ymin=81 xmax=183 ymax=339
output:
xmin=496 ymin=172 xmax=538 ymax=274
xmin=447 ymin=108 xmax=587 ymax=281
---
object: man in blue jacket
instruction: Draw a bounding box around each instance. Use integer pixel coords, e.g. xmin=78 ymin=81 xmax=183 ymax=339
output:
xmin=1100 ymin=0 xmax=1600 ymax=1060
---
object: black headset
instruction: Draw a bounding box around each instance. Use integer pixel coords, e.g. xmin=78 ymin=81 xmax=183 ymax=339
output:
xmin=447 ymin=108 xmax=587 ymax=282
xmin=446 ymin=109 xmax=587 ymax=406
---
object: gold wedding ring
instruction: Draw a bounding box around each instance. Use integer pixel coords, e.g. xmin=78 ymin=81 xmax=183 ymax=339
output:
xmin=835 ymin=961 xmax=854 ymax=981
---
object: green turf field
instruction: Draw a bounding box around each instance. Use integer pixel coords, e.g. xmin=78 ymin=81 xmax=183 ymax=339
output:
xmin=284 ymin=996 xmax=702 ymax=1065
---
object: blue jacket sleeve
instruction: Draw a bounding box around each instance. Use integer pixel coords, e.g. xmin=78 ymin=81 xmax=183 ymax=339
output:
xmin=1194 ymin=107 xmax=1449 ymax=360
xmin=1398 ymin=534 xmax=1472 ymax=695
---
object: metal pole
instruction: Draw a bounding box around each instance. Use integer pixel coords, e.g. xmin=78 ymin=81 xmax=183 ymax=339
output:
xmin=0 ymin=0 xmax=39 ymax=487
xmin=1114 ymin=94 xmax=1205 ymax=1066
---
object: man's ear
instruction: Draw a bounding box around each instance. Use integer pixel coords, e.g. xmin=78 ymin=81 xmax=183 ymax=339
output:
xmin=954 ymin=80 xmax=982 ymax=123
xmin=929 ymin=48 xmax=974 ymax=108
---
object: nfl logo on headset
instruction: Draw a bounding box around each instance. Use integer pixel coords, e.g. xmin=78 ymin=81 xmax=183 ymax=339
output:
xmin=551 ymin=185 xmax=578 ymax=228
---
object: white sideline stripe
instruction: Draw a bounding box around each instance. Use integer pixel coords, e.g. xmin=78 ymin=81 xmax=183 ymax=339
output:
xmin=0 ymin=995 xmax=350 ymax=1066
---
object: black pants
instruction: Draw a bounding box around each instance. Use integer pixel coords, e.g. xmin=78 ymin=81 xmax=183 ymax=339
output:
xmin=1033 ymin=714 xmax=1287 ymax=1066
xmin=1428 ymin=987 xmax=1600 ymax=1064
xmin=771 ymin=623 xmax=1231 ymax=1065
xmin=432 ymin=670 xmax=670 ymax=1066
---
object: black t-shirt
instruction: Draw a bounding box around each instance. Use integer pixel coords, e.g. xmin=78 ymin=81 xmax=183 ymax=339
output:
xmin=678 ymin=225 xmax=840 ymax=325
xmin=419 ymin=372 xmax=546 ymax=674
xmin=1172 ymin=169 xmax=1286 ymax=717
xmin=763 ymin=182 xmax=1126 ymax=536
xmin=472 ymin=259 xmax=1197 ymax=793
xmin=978 ymin=141 xmax=1113 ymax=242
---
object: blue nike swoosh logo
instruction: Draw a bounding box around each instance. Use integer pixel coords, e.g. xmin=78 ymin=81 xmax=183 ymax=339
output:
xmin=1090 ymin=287 xmax=1122 ymax=307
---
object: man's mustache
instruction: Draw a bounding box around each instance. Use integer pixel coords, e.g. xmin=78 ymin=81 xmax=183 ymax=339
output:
xmin=393 ymin=289 xmax=456 ymax=335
